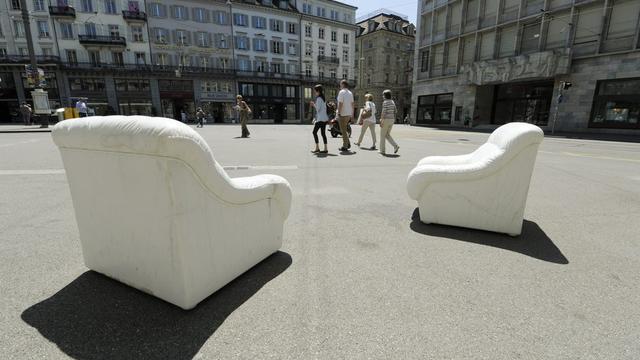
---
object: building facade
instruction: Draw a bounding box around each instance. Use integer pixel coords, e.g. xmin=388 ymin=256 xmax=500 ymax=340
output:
xmin=354 ymin=11 xmax=415 ymax=119
xmin=0 ymin=0 xmax=357 ymax=123
xmin=411 ymin=0 xmax=640 ymax=135
xmin=146 ymin=0 xmax=235 ymax=122
xmin=298 ymin=0 xmax=358 ymax=121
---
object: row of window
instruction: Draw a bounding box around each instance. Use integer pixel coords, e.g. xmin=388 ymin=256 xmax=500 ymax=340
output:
xmin=63 ymin=49 xmax=147 ymax=66
xmin=303 ymin=24 xmax=350 ymax=44
xmin=300 ymin=2 xmax=353 ymax=24
xmin=147 ymin=3 xmax=229 ymax=25
xmin=235 ymin=37 xmax=299 ymax=56
xmin=151 ymin=28 xmax=230 ymax=48
xmin=232 ymin=14 xmax=298 ymax=35
xmin=420 ymin=0 xmax=640 ymax=56
xmin=235 ymin=59 xmax=298 ymax=75
xmin=58 ymin=23 xmax=145 ymax=42
xmin=304 ymin=43 xmax=350 ymax=61
xmin=419 ymin=1 xmax=640 ymax=76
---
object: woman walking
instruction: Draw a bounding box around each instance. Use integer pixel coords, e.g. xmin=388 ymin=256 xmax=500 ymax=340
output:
xmin=379 ymin=89 xmax=400 ymax=155
xmin=354 ymin=93 xmax=376 ymax=150
xmin=236 ymin=95 xmax=252 ymax=138
xmin=310 ymin=85 xmax=329 ymax=153
xmin=196 ymin=107 xmax=205 ymax=128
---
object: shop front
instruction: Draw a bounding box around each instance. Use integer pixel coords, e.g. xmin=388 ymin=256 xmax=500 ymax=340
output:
xmin=68 ymin=77 xmax=111 ymax=115
xmin=589 ymin=77 xmax=640 ymax=129
xmin=0 ymin=72 xmax=19 ymax=123
xmin=159 ymin=79 xmax=195 ymax=122
xmin=238 ymin=82 xmax=299 ymax=123
xmin=416 ymin=93 xmax=453 ymax=125
xmin=199 ymin=81 xmax=236 ymax=123
xmin=492 ymin=81 xmax=554 ymax=126
xmin=115 ymin=79 xmax=153 ymax=116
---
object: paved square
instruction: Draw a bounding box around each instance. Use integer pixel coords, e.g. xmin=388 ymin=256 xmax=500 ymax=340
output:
xmin=1 ymin=124 xmax=639 ymax=359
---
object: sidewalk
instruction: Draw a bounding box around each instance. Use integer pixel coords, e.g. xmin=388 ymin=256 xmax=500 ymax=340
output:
xmin=0 ymin=124 xmax=52 ymax=133
xmin=414 ymin=124 xmax=640 ymax=143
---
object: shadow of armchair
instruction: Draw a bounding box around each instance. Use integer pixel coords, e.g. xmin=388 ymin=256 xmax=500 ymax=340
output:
xmin=21 ymin=251 xmax=292 ymax=360
xmin=410 ymin=209 xmax=568 ymax=264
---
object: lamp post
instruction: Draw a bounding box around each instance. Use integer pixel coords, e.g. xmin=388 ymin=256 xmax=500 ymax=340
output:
xmin=18 ymin=0 xmax=50 ymax=127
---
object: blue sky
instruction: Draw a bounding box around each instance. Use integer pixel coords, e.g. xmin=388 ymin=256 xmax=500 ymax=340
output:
xmin=341 ymin=0 xmax=419 ymax=24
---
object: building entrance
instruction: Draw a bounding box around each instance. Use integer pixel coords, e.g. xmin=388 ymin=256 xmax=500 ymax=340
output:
xmin=493 ymin=81 xmax=554 ymax=126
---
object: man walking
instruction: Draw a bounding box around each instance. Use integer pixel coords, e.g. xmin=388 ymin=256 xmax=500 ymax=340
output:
xmin=75 ymin=99 xmax=88 ymax=118
xmin=336 ymin=80 xmax=354 ymax=152
xmin=20 ymin=102 xmax=32 ymax=125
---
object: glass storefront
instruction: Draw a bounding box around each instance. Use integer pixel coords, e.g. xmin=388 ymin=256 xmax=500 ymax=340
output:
xmin=238 ymin=82 xmax=299 ymax=123
xmin=590 ymin=78 xmax=640 ymax=129
xmin=416 ymin=93 xmax=453 ymax=125
xmin=159 ymin=79 xmax=194 ymax=121
xmin=115 ymin=79 xmax=153 ymax=116
xmin=0 ymin=73 xmax=19 ymax=122
xmin=493 ymin=81 xmax=553 ymax=126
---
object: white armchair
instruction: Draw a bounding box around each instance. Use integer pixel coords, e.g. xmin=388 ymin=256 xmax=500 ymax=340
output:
xmin=52 ymin=116 xmax=292 ymax=309
xmin=407 ymin=122 xmax=543 ymax=236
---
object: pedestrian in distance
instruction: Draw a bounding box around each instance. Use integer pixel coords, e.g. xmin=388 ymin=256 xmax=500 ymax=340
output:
xmin=404 ymin=114 xmax=410 ymax=125
xmin=180 ymin=109 xmax=188 ymax=123
xmin=354 ymin=93 xmax=377 ymax=150
xmin=236 ymin=95 xmax=252 ymax=138
xmin=196 ymin=107 xmax=205 ymax=128
xmin=20 ymin=102 xmax=32 ymax=126
xmin=379 ymin=89 xmax=400 ymax=155
xmin=75 ymin=99 xmax=88 ymax=118
xmin=310 ymin=84 xmax=329 ymax=154
xmin=336 ymin=79 xmax=354 ymax=152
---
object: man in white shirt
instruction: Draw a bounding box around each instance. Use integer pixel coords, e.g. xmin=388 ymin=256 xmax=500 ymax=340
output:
xmin=75 ymin=99 xmax=88 ymax=118
xmin=336 ymin=79 xmax=354 ymax=151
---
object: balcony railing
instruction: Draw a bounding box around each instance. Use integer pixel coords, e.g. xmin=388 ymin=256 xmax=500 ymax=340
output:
xmin=49 ymin=5 xmax=75 ymax=17
xmin=78 ymin=35 xmax=126 ymax=46
xmin=122 ymin=10 xmax=146 ymax=21
xmin=0 ymin=55 xmax=61 ymax=64
xmin=317 ymin=55 xmax=340 ymax=64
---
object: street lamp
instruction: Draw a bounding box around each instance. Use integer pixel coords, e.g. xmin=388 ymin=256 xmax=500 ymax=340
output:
xmin=18 ymin=0 xmax=50 ymax=127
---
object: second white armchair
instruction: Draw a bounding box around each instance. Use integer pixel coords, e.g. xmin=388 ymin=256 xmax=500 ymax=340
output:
xmin=407 ymin=122 xmax=543 ymax=236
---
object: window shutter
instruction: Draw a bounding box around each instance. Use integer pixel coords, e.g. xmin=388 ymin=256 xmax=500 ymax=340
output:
xmin=498 ymin=25 xmax=517 ymax=56
xmin=479 ymin=31 xmax=495 ymax=59
xmin=545 ymin=15 xmax=566 ymax=49
xmin=171 ymin=29 xmax=177 ymax=44
xmin=446 ymin=40 xmax=458 ymax=67
xmin=574 ymin=5 xmax=602 ymax=44
xmin=607 ymin=0 xmax=640 ymax=39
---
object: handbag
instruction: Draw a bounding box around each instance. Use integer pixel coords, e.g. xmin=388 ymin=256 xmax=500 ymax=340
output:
xmin=361 ymin=107 xmax=372 ymax=120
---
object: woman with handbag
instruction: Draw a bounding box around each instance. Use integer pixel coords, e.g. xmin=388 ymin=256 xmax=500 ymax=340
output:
xmin=236 ymin=95 xmax=252 ymax=138
xmin=309 ymin=85 xmax=329 ymax=154
xmin=354 ymin=93 xmax=376 ymax=150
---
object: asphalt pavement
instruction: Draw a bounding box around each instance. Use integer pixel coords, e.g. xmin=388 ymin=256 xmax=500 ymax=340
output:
xmin=1 ymin=124 xmax=639 ymax=359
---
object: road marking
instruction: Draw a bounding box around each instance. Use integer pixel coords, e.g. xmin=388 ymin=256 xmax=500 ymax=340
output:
xmin=223 ymin=165 xmax=299 ymax=170
xmin=0 ymin=139 xmax=41 ymax=148
xmin=539 ymin=150 xmax=640 ymax=163
xmin=0 ymin=169 xmax=65 ymax=175
xmin=0 ymin=166 xmax=299 ymax=176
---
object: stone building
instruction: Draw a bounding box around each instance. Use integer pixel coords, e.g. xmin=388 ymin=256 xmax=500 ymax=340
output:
xmin=412 ymin=0 xmax=640 ymax=135
xmin=298 ymin=0 xmax=358 ymax=121
xmin=0 ymin=0 xmax=357 ymax=123
xmin=354 ymin=11 xmax=415 ymax=119
xmin=146 ymin=0 xmax=235 ymax=121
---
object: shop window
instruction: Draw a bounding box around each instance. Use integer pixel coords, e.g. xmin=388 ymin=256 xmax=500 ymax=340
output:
xmin=416 ymin=93 xmax=453 ymax=125
xmin=494 ymin=81 xmax=552 ymax=125
xmin=590 ymin=78 xmax=640 ymax=129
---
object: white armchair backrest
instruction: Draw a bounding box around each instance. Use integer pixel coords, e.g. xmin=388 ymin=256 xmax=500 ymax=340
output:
xmin=486 ymin=122 xmax=544 ymax=155
xmin=52 ymin=115 xmax=234 ymax=196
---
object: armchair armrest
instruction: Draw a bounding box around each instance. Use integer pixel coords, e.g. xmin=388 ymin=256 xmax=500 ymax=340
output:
xmin=229 ymin=175 xmax=292 ymax=218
